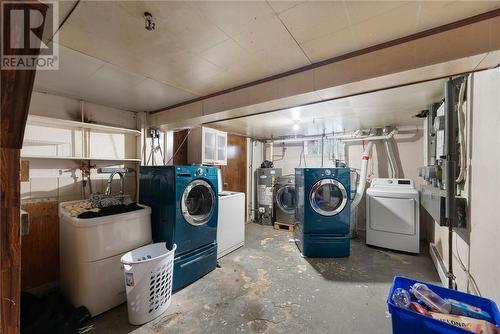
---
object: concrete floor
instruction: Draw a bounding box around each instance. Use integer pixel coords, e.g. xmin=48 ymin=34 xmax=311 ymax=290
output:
xmin=86 ymin=223 xmax=439 ymax=334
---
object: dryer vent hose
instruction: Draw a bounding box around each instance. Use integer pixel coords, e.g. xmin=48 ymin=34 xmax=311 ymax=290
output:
xmin=350 ymin=141 xmax=374 ymax=237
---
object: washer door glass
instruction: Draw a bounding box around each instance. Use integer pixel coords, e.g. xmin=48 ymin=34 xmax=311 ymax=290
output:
xmin=276 ymin=185 xmax=296 ymax=214
xmin=181 ymin=179 xmax=215 ymax=226
xmin=309 ymin=179 xmax=347 ymax=216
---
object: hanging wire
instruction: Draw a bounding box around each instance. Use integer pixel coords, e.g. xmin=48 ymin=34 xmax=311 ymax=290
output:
xmin=165 ymin=129 xmax=191 ymax=165
xmin=453 ymin=233 xmax=482 ymax=296
xmin=146 ymin=136 xmax=156 ymax=166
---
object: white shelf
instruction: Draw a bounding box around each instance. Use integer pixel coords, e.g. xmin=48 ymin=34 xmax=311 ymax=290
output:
xmin=20 ymin=155 xmax=141 ymax=162
xmin=27 ymin=115 xmax=142 ymax=136
xmin=23 ymin=139 xmax=67 ymax=146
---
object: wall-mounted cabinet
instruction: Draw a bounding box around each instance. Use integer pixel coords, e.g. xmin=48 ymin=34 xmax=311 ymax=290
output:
xmin=188 ymin=127 xmax=227 ymax=165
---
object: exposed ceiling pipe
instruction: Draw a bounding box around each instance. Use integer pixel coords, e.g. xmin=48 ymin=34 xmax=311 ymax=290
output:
xmin=338 ymin=128 xmax=398 ymax=143
xmin=266 ymin=128 xmax=400 ymax=144
xmin=267 ymin=135 xmax=325 ymax=144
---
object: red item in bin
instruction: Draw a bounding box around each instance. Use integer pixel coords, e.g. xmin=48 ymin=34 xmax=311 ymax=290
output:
xmin=410 ymin=302 xmax=430 ymax=315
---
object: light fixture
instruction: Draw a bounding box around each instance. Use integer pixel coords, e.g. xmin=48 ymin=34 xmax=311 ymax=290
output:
xmin=144 ymin=12 xmax=156 ymax=31
xmin=293 ymin=123 xmax=300 ymax=132
xmin=291 ymin=107 xmax=301 ymax=121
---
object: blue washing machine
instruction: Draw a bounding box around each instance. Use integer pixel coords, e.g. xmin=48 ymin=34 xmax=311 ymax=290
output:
xmin=139 ymin=165 xmax=218 ymax=291
xmin=295 ymin=167 xmax=351 ymax=257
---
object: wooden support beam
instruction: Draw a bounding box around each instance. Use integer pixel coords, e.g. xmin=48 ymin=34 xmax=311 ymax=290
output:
xmin=1 ymin=1 xmax=48 ymax=332
xmin=0 ymin=148 xmax=21 ymax=333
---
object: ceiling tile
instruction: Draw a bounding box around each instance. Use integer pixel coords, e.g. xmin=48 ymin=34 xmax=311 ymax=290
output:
xmin=231 ymin=16 xmax=310 ymax=71
xmin=345 ymin=1 xmax=409 ymax=26
xmin=193 ymin=1 xmax=275 ymax=38
xmin=416 ymin=1 xmax=500 ymax=31
xmin=199 ymin=39 xmax=254 ymax=70
xmin=34 ymin=44 xmax=104 ymax=94
xmin=350 ymin=2 xmax=420 ymax=47
xmin=276 ymin=1 xmax=349 ymax=44
xmin=267 ymin=1 xmax=306 ymax=14
xmin=89 ymin=63 xmax=146 ymax=89
xmin=300 ymin=27 xmax=358 ymax=62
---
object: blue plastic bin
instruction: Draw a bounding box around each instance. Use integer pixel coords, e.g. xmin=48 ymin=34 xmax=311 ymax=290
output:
xmin=387 ymin=276 xmax=500 ymax=334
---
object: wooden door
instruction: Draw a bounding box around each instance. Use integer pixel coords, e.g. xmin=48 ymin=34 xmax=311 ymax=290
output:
xmin=220 ymin=134 xmax=247 ymax=194
xmin=172 ymin=129 xmax=189 ymax=165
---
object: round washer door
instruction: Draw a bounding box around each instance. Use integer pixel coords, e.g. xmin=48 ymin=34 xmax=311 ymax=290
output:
xmin=309 ymin=179 xmax=348 ymax=216
xmin=276 ymin=185 xmax=296 ymax=214
xmin=181 ymin=179 xmax=216 ymax=226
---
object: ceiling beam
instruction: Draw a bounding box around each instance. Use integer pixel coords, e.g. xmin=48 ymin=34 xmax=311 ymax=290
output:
xmin=151 ymin=11 xmax=500 ymax=130
xmin=151 ymin=8 xmax=500 ymax=115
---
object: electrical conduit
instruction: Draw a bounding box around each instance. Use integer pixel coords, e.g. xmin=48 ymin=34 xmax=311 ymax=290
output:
xmin=456 ymin=79 xmax=467 ymax=183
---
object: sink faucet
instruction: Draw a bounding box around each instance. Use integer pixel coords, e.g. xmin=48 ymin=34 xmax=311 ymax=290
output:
xmin=105 ymin=171 xmax=124 ymax=196
xmin=97 ymin=167 xmax=132 ymax=196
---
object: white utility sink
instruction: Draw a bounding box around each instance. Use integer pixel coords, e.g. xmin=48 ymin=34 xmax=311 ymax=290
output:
xmin=59 ymin=200 xmax=152 ymax=316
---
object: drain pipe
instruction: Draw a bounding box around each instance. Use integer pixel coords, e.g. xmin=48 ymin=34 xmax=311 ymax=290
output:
xmin=348 ymin=128 xmax=398 ymax=237
xmin=350 ymin=141 xmax=374 ymax=237
xmin=383 ymin=127 xmax=398 ymax=179
xmin=384 ymin=138 xmax=398 ymax=178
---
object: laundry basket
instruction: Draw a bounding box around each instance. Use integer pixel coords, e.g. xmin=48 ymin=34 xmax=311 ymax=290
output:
xmin=121 ymin=243 xmax=176 ymax=325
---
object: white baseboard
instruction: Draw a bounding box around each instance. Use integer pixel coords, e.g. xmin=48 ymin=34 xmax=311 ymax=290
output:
xmin=429 ymin=243 xmax=448 ymax=286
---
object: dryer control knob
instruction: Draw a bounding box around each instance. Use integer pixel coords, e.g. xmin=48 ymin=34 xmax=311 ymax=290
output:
xmin=196 ymin=168 xmax=203 ymax=176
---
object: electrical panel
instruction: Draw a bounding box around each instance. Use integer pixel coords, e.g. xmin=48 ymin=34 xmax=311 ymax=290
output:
xmin=418 ymin=77 xmax=467 ymax=228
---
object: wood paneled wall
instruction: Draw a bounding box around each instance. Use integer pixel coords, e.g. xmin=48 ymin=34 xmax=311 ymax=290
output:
xmin=172 ymin=130 xmax=189 ymax=165
xmin=220 ymin=134 xmax=247 ymax=194
xmin=1 ymin=2 xmax=47 ymax=332
xmin=20 ymin=200 xmax=59 ymax=290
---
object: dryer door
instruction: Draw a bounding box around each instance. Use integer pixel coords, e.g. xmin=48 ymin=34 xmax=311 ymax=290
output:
xmin=276 ymin=185 xmax=296 ymax=214
xmin=181 ymin=179 xmax=216 ymax=226
xmin=309 ymin=179 xmax=348 ymax=216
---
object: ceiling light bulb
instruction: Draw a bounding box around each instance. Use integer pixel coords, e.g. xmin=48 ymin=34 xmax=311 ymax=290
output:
xmin=293 ymin=124 xmax=300 ymax=131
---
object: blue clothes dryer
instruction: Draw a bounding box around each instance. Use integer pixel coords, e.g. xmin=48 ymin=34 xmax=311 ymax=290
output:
xmin=139 ymin=165 xmax=218 ymax=291
xmin=295 ymin=168 xmax=351 ymax=257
